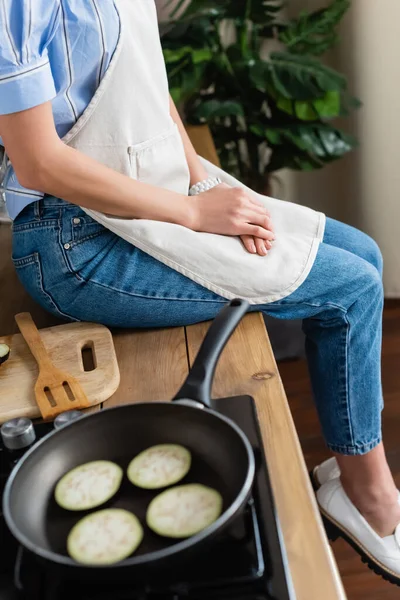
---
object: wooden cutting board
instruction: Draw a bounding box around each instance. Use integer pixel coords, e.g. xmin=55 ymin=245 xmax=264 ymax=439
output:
xmin=0 ymin=322 xmax=120 ymax=423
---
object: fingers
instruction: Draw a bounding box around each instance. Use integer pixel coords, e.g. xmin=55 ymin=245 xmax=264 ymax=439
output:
xmin=241 ymin=235 xmax=274 ymax=256
xmin=243 ymin=214 xmax=275 ymax=239
xmin=242 ymin=224 xmax=275 ymax=240
xmin=244 ymin=212 xmax=273 ymax=231
xmin=255 ymin=237 xmax=269 ymax=256
xmin=241 ymin=235 xmax=257 ymax=254
xmin=233 ymin=186 xmax=271 ymax=217
xmin=266 ymin=216 xmax=274 ymax=232
xmin=248 ymin=203 xmax=270 ymax=216
xmin=249 ymin=196 xmax=271 ymax=218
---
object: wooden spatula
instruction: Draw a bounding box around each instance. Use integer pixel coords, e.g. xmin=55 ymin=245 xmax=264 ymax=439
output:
xmin=15 ymin=312 xmax=90 ymax=420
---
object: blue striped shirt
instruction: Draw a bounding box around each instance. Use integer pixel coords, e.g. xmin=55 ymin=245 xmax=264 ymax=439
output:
xmin=0 ymin=0 xmax=120 ymax=219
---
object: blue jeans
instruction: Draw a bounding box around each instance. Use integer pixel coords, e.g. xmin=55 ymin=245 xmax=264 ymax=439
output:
xmin=12 ymin=197 xmax=384 ymax=456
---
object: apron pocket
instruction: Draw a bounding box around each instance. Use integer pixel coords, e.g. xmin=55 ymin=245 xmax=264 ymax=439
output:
xmin=128 ymin=123 xmax=190 ymax=195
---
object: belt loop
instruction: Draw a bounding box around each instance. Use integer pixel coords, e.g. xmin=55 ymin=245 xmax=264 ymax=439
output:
xmin=34 ymin=199 xmax=42 ymax=220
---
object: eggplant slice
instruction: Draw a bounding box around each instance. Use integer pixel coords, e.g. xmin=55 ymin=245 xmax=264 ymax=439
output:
xmin=67 ymin=508 xmax=143 ymax=565
xmin=55 ymin=460 xmax=123 ymax=511
xmin=127 ymin=444 xmax=191 ymax=490
xmin=0 ymin=343 xmax=10 ymax=366
xmin=146 ymin=483 xmax=223 ymax=538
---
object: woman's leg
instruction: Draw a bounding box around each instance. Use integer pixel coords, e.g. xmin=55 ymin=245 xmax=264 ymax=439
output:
xmin=335 ymin=445 xmax=399 ymax=537
xmin=262 ymin=229 xmax=400 ymax=536
xmin=323 ymin=216 xmax=383 ymax=276
xmin=313 ymin=218 xmax=397 ymax=536
xmin=264 ymin=240 xmax=384 ymax=459
xmin=13 ymin=200 xmax=397 ymax=536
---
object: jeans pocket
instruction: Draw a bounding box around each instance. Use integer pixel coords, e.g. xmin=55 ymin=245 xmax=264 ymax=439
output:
xmin=62 ymin=227 xmax=116 ymax=277
xmin=70 ymin=211 xmax=109 ymax=245
xmin=12 ymin=253 xmax=77 ymax=321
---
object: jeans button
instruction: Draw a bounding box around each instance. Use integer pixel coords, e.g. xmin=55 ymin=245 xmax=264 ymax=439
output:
xmin=64 ymin=243 xmax=71 ymax=250
xmin=73 ymin=218 xmax=81 ymax=225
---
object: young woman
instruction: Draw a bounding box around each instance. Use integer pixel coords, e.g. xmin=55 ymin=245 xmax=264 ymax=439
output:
xmin=0 ymin=0 xmax=399 ymax=583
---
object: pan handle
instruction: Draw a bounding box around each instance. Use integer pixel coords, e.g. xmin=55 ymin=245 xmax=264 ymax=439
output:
xmin=173 ymin=298 xmax=249 ymax=407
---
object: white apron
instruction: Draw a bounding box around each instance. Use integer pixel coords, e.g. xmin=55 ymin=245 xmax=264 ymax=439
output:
xmin=63 ymin=0 xmax=325 ymax=305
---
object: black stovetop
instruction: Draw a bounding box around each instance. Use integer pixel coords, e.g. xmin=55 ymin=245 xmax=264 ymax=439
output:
xmin=0 ymin=396 xmax=294 ymax=600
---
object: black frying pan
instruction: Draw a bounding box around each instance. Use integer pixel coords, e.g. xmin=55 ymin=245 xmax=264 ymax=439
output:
xmin=3 ymin=299 xmax=255 ymax=581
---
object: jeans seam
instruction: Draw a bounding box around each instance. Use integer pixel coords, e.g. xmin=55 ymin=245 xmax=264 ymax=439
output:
xmin=344 ymin=311 xmax=355 ymax=447
xmin=69 ymin=230 xmax=109 ymax=248
xmin=68 ymin=275 xmax=227 ymax=302
xmin=60 ymin=234 xmax=224 ymax=302
xmin=59 ymin=221 xmax=225 ymax=301
xmin=33 ymin=253 xmax=73 ymax=320
xmin=12 ymin=220 xmax=59 ymax=232
xmin=54 ymin=231 xmax=227 ymax=302
xmin=269 ymin=298 xmax=348 ymax=313
xmin=326 ymin=437 xmax=381 ymax=455
xmin=58 ymin=236 xmax=225 ymax=302
xmin=12 ymin=253 xmax=37 ymax=267
xmin=13 ymin=252 xmax=78 ymax=321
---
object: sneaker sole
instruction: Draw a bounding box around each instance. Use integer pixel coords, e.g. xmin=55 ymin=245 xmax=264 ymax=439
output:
xmin=319 ymin=506 xmax=400 ymax=586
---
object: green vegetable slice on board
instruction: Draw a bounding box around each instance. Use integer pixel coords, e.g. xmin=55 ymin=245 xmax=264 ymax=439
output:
xmin=0 ymin=344 xmax=10 ymax=365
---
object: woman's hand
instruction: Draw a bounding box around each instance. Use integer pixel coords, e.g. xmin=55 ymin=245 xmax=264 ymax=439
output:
xmin=191 ymin=183 xmax=274 ymax=255
xmin=240 ymin=232 xmax=273 ymax=256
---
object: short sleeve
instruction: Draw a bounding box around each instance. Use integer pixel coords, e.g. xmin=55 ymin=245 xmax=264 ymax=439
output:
xmin=0 ymin=0 xmax=60 ymax=115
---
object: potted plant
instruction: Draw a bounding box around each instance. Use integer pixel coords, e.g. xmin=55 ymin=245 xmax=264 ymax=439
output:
xmin=161 ymin=0 xmax=359 ymax=193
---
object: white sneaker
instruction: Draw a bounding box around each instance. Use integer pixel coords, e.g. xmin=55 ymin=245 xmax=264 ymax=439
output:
xmin=317 ymin=478 xmax=400 ymax=585
xmin=311 ymin=457 xmax=340 ymax=489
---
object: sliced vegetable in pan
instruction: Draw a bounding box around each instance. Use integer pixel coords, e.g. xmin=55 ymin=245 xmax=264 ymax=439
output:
xmin=127 ymin=444 xmax=191 ymax=489
xmin=0 ymin=343 xmax=10 ymax=365
xmin=67 ymin=508 xmax=143 ymax=565
xmin=146 ymin=483 xmax=223 ymax=538
xmin=55 ymin=460 xmax=123 ymax=511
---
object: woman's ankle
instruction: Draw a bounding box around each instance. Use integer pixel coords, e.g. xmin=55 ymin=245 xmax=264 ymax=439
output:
xmin=335 ymin=444 xmax=400 ymax=536
xmin=340 ymin=475 xmax=400 ymax=537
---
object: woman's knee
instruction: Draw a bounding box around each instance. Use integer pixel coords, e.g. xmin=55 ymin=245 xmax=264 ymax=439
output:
xmin=360 ymin=234 xmax=383 ymax=276
xmin=356 ymin=259 xmax=384 ymax=308
xmin=324 ymin=218 xmax=383 ymax=276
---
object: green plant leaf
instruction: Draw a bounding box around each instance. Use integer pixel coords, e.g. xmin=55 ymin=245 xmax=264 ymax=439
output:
xmin=172 ymin=0 xmax=229 ymax=20
xmin=266 ymin=52 xmax=347 ymax=100
xmin=163 ymin=46 xmax=212 ymax=66
xmin=192 ymin=48 xmax=213 ymax=63
xmin=313 ymin=89 xmax=340 ymax=117
xmin=169 ymin=87 xmax=183 ymax=104
xmin=163 ymin=46 xmax=193 ymax=63
xmin=194 ymin=99 xmax=244 ymax=120
xmin=279 ymin=0 xmax=351 ymax=56
xmin=249 ymin=123 xmax=268 ymax=138
xmin=276 ymin=89 xmax=340 ymax=120
xmin=250 ymin=122 xmax=356 ymax=171
xmin=249 ymin=61 xmax=269 ymax=93
xmin=162 ymin=0 xmax=359 ymax=177
xmin=225 ymin=0 xmax=282 ymax=23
